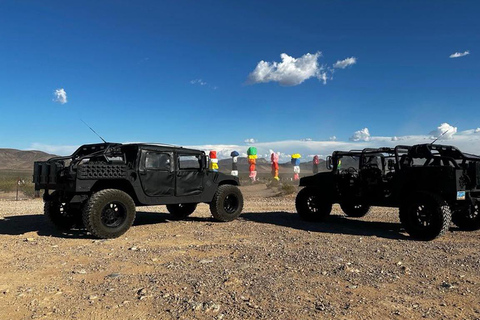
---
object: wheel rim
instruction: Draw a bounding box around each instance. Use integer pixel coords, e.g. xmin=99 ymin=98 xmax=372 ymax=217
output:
xmin=101 ymin=201 xmax=127 ymax=228
xmin=414 ymin=203 xmax=433 ymax=228
xmin=467 ymin=203 xmax=480 ymax=220
xmin=58 ymin=202 xmax=74 ymax=218
xmin=223 ymin=194 xmax=239 ymax=214
xmin=306 ymin=195 xmax=319 ymax=213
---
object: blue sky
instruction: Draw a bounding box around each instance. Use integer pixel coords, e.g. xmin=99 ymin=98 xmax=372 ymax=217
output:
xmin=0 ymin=1 xmax=479 ymax=159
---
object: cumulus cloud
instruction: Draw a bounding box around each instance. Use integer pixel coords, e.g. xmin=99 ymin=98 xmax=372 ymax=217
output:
xmin=53 ymin=88 xmax=67 ymax=104
xmin=30 ymin=122 xmax=480 ymax=165
xmin=247 ymin=52 xmax=329 ymax=86
xmin=350 ymin=128 xmax=371 ymax=142
xmin=244 ymin=138 xmax=257 ymax=144
xmin=429 ymin=123 xmax=457 ymax=140
xmin=449 ymin=51 xmax=470 ymax=58
xmin=333 ymin=57 xmax=357 ymax=69
xmin=329 ymin=136 xmax=337 ymax=141
xmin=186 ymin=125 xmax=480 ymax=163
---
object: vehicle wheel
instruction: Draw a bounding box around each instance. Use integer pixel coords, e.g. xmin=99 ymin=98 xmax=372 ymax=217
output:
xmin=340 ymin=203 xmax=371 ymax=218
xmin=44 ymin=192 xmax=83 ymax=230
xmin=82 ymin=189 xmax=136 ymax=239
xmin=209 ymin=185 xmax=244 ymax=222
xmin=166 ymin=203 xmax=197 ymax=220
xmin=399 ymin=192 xmax=451 ymax=240
xmin=452 ymin=201 xmax=480 ymax=230
xmin=295 ymin=187 xmax=332 ymax=221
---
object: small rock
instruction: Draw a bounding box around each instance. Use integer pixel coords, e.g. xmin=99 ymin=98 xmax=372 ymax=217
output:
xmin=129 ymin=247 xmax=138 ymax=251
xmin=441 ymin=282 xmax=455 ymax=289
xmin=88 ymin=295 xmax=98 ymax=300
xmin=199 ymin=259 xmax=213 ymax=264
xmin=137 ymin=288 xmax=147 ymax=296
xmin=106 ymin=273 xmax=121 ymax=278
xmin=74 ymin=269 xmax=87 ymax=274
xmin=25 ymin=238 xmax=35 ymax=242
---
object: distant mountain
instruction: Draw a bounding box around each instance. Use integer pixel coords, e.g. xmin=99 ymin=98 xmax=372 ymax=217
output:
xmin=0 ymin=149 xmax=55 ymax=171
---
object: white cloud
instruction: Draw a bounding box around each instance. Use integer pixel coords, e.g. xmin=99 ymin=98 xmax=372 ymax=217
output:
xmin=190 ymin=79 xmax=207 ymax=86
xmin=188 ymin=127 xmax=480 ymax=163
xmin=329 ymin=136 xmax=337 ymax=141
xmin=318 ymin=72 xmax=328 ymax=85
xmin=30 ymin=143 xmax=78 ymax=155
xmin=247 ymin=52 xmax=329 ymax=86
xmin=429 ymin=123 xmax=457 ymax=140
xmin=190 ymin=79 xmax=218 ymax=90
xmin=449 ymin=51 xmax=470 ymax=58
xmin=28 ymin=123 xmax=480 ymax=162
xmin=350 ymin=128 xmax=371 ymax=142
xmin=244 ymin=138 xmax=257 ymax=144
xmin=333 ymin=57 xmax=357 ymax=69
xmin=53 ymin=88 xmax=67 ymax=104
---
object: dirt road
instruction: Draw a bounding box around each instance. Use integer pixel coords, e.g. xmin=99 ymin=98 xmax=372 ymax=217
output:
xmin=0 ymin=184 xmax=479 ymax=319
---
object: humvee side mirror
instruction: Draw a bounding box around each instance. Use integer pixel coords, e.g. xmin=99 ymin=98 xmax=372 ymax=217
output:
xmin=201 ymin=154 xmax=208 ymax=170
xmin=326 ymin=156 xmax=333 ymax=170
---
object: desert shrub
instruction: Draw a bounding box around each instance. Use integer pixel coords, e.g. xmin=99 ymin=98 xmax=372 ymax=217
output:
xmin=281 ymin=183 xmax=297 ymax=195
xmin=0 ymin=170 xmax=36 ymax=199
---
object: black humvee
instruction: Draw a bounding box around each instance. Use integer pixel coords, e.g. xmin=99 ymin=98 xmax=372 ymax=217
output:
xmin=296 ymin=144 xmax=480 ymax=240
xmin=34 ymin=143 xmax=243 ymax=238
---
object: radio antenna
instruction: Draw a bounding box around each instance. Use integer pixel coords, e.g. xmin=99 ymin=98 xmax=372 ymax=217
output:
xmin=431 ymin=128 xmax=451 ymax=145
xmin=80 ymin=119 xmax=107 ymax=143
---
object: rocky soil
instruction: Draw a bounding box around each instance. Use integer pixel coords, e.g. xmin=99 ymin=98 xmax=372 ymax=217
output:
xmin=0 ymin=184 xmax=479 ymax=319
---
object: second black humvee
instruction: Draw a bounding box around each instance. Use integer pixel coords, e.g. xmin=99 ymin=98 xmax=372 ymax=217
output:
xmin=296 ymin=144 xmax=480 ymax=240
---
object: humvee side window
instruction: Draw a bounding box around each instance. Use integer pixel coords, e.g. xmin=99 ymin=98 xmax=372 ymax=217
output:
xmin=145 ymin=152 xmax=171 ymax=171
xmin=178 ymin=155 xmax=200 ymax=170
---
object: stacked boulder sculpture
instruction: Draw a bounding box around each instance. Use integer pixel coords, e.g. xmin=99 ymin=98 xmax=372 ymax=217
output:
xmin=209 ymin=150 xmax=218 ymax=172
xmin=231 ymin=151 xmax=239 ymax=176
xmin=291 ymin=153 xmax=301 ymax=180
xmin=271 ymin=152 xmax=279 ymax=180
xmin=313 ymin=155 xmax=320 ymax=174
xmin=247 ymin=147 xmax=257 ymax=182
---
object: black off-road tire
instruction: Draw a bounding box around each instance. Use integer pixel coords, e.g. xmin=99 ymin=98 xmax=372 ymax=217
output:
xmin=44 ymin=192 xmax=83 ymax=230
xmin=340 ymin=203 xmax=371 ymax=218
xmin=399 ymin=192 xmax=451 ymax=240
xmin=166 ymin=203 xmax=197 ymax=220
xmin=82 ymin=189 xmax=136 ymax=239
xmin=295 ymin=187 xmax=332 ymax=221
xmin=452 ymin=201 xmax=480 ymax=231
xmin=209 ymin=185 xmax=244 ymax=222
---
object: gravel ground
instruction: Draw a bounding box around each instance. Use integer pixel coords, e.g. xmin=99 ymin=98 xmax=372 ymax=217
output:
xmin=0 ymin=184 xmax=479 ymax=319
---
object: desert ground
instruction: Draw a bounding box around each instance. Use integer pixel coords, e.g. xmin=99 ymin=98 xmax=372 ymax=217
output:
xmin=0 ymin=184 xmax=479 ymax=320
